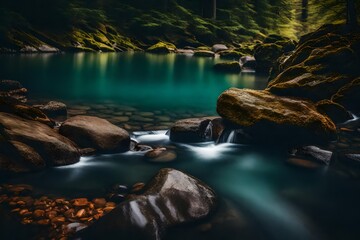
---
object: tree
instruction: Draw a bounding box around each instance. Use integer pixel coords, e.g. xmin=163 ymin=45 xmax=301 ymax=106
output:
xmin=347 ymin=0 xmax=358 ymax=26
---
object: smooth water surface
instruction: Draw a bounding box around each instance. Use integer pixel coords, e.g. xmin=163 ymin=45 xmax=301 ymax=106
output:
xmin=0 ymin=52 xmax=267 ymax=113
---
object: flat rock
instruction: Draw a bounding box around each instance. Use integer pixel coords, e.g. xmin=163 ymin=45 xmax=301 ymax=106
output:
xmin=217 ymin=88 xmax=336 ymax=144
xmin=59 ymin=116 xmax=130 ymax=153
xmin=35 ymin=101 xmax=67 ymax=120
xmin=77 ymin=168 xmax=217 ymax=240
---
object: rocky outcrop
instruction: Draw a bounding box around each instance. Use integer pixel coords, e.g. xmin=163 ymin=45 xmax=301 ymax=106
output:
xmin=0 ymin=112 xmax=80 ymax=172
xmin=267 ymin=24 xmax=360 ymax=104
xmin=213 ymin=61 xmax=241 ymax=73
xmin=217 ymin=88 xmax=336 ymax=144
xmin=77 ymin=168 xmax=217 ymax=240
xmin=59 ymin=116 xmax=130 ymax=153
xmin=169 ymin=117 xmax=224 ymax=143
xmin=147 ymin=42 xmax=176 ymax=54
xmin=240 ymin=56 xmax=256 ymax=70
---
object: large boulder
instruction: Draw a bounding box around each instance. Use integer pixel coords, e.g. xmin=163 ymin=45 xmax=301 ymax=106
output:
xmin=267 ymin=24 xmax=360 ymax=103
xmin=219 ymin=50 xmax=244 ymax=60
xmin=59 ymin=116 xmax=130 ymax=153
xmin=217 ymin=88 xmax=336 ymax=144
xmin=240 ymin=56 xmax=257 ymax=70
xmin=169 ymin=117 xmax=224 ymax=143
xmin=77 ymin=168 xmax=217 ymax=240
xmin=315 ymin=100 xmax=352 ymax=124
xmin=193 ymin=50 xmax=215 ymax=57
xmin=254 ymin=43 xmax=283 ymax=73
xmin=0 ymin=113 xmax=80 ymax=172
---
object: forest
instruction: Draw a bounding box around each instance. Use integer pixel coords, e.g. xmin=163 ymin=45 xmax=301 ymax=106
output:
xmin=0 ymin=0 xmax=359 ymax=51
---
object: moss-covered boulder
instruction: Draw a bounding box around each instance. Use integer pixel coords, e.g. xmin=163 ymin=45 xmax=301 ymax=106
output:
xmin=213 ymin=61 xmax=241 ymax=73
xmin=218 ymin=50 xmax=244 ymax=60
xmin=240 ymin=56 xmax=257 ymax=70
xmin=193 ymin=50 xmax=215 ymax=57
xmin=147 ymin=41 xmax=176 ymax=54
xmin=254 ymin=43 xmax=283 ymax=73
xmin=217 ymin=88 xmax=336 ymax=144
xmin=267 ymin=24 xmax=360 ymax=104
xmin=316 ymin=100 xmax=352 ymax=124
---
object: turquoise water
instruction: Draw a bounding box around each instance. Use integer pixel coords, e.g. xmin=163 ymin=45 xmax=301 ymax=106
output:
xmin=0 ymin=52 xmax=267 ymax=112
xmin=1 ymin=53 xmax=360 ymax=240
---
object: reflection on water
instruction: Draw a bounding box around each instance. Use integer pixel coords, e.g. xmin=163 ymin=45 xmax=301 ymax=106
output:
xmin=0 ymin=52 xmax=268 ymax=112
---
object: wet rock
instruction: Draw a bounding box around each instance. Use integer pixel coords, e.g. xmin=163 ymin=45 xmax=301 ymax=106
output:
xmin=72 ymin=198 xmax=89 ymax=207
xmin=338 ymin=151 xmax=360 ymax=167
xmin=286 ymin=158 xmax=322 ymax=169
xmin=291 ymin=146 xmax=333 ymax=165
xmin=92 ymin=198 xmax=107 ymax=208
xmin=218 ymin=50 xmax=244 ymax=60
xmin=193 ymin=50 xmax=215 ymax=57
xmin=0 ymin=96 xmax=53 ymax=126
xmin=111 ymin=185 xmax=129 ymax=194
xmin=131 ymin=182 xmax=145 ymax=193
xmin=240 ymin=56 xmax=257 ymax=70
xmin=217 ymin=88 xmax=336 ymax=145
xmin=316 ymin=100 xmax=352 ymax=124
xmin=77 ymin=168 xmax=217 ymax=240
xmin=169 ymin=117 xmax=223 ymax=143
xmin=132 ymin=144 xmax=153 ymax=152
xmin=144 ymin=148 xmax=177 ymax=163
xmin=35 ymin=101 xmax=67 ymax=120
xmin=59 ymin=116 xmax=130 ymax=153
xmin=212 ymin=44 xmax=228 ymax=53
xmin=213 ymin=61 xmax=241 ymax=73
xmin=0 ymin=113 xmax=80 ymax=172
xmin=176 ymin=49 xmax=194 ymax=55
xmin=147 ymin=42 xmax=176 ymax=54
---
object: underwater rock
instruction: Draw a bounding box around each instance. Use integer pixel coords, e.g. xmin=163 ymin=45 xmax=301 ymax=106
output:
xmin=315 ymin=100 xmax=352 ymax=124
xmin=59 ymin=115 xmax=130 ymax=153
xmin=213 ymin=61 xmax=241 ymax=73
xmin=144 ymin=148 xmax=177 ymax=163
xmin=169 ymin=117 xmax=223 ymax=143
xmin=34 ymin=101 xmax=67 ymax=120
xmin=147 ymin=42 xmax=176 ymax=54
xmin=212 ymin=44 xmax=228 ymax=53
xmin=217 ymin=88 xmax=336 ymax=144
xmin=77 ymin=168 xmax=217 ymax=240
xmin=0 ymin=112 xmax=80 ymax=172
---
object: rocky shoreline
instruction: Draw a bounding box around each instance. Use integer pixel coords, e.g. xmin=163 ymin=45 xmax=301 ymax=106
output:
xmin=1 ymin=24 xmax=360 ymax=239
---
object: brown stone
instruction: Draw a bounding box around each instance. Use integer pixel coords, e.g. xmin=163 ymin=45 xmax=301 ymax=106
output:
xmin=72 ymin=198 xmax=88 ymax=207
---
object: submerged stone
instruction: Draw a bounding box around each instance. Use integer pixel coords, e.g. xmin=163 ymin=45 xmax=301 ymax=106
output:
xmin=77 ymin=168 xmax=217 ymax=240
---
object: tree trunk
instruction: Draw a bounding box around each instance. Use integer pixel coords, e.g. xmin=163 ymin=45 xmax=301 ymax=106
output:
xmin=301 ymin=0 xmax=308 ymax=22
xmin=347 ymin=0 xmax=358 ymax=26
xmin=212 ymin=0 xmax=216 ymax=20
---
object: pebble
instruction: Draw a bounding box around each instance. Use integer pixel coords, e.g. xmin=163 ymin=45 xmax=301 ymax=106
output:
xmin=72 ymin=198 xmax=88 ymax=207
xmin=131 ymin=182 xmax=146 ymax=193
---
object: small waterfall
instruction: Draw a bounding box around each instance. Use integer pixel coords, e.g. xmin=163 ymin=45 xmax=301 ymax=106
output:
xmin=217 ymin=129 xmax=238 ymax=144
xmin=203 ymin=121 xmax=213 ymax=141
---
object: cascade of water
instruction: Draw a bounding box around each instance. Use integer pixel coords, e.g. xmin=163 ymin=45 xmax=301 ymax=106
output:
xmin=217 ymin=129 xmax=237 ymax=143
xmin=203 ymin=121 xmax=213 ymax=141
xmin=226 ymin=130 xmax=236 ymax=143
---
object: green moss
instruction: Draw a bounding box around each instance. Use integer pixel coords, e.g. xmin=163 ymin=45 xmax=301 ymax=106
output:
xmin=193 ymin=50 xmax=215 ymax=57
xmin=147 ymin=41 xmax=176 ymax=53
xmin=213 ymin=61 xmax=241 ymax=73
xmin=219 ymin=50 xmax=245 ymax=60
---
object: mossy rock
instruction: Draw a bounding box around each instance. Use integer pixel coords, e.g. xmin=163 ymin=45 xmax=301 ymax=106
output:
xmin=217 ymin=88 xmax=336 ymax=145
xmin=267 ymin=24 xmax=360 ymax=105
xmin=264 ymin=34 xmax=289 ymax=44
xmin=254 ymin=43 xmax=283 ymax=73
xmin=193 ymin=50 xmax=215 ymax=57
xmin=213 ymin=61 xmax=241 ymax=73
xmin=218 ymin=50 xmax=244 ymax=60
xmin=196 ymin=46 xmax=211 ymax=51
xmin=147 ymin=41 xmax=176 ymax=54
